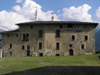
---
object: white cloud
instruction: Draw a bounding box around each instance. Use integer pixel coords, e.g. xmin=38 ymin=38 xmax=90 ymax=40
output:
xmin=57 ymin=10 xmax=60 ymax=13
xmin=0 ymin=10 xmax=30 ymax=30
xmin=13 ymin=0 xmax=59 ymax=21
xmin=96 ymin=7 xmax=100 ymax=19
xmin=0 ymin=0 xmax=59 ymax=31
xmin=16 ymin=0 xmax=23 ymax=3
xmin=62 ymin=4 xmax=93 ymax=22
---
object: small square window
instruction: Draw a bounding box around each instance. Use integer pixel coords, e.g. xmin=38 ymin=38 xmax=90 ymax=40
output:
xmin=7 ymin=34 xmax=9 ymax=37
xmin=31 ymin=26 xmax=33 ymax=29
xmin=69 ymin=44 xmax=72 ymax=47
xmin=16 ymin=34 xmax=18 ymax=37
xmin=72 ymin=35 xmax=75 ymax=41
xmin=84 ymin=35 xmax=88 ymax=41
xmin=60 ymin=25 xmax=63 ymax=28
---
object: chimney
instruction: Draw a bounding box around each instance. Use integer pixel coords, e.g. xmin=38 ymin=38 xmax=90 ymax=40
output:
xmin=51 ymin=12 xmax=54 ymax=21
xmin=35 ymin=7 xmax=38 ymax=21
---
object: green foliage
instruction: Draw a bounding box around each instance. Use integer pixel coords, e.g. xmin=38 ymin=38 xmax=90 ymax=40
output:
xmin=0 ymin=54 xmax=100 ymax=75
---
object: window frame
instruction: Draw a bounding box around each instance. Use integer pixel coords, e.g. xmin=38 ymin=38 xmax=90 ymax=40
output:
xmin=81 ymin=43 xmax=86 ymax=50
xmin=10 ymin=44 xmax=12 ymax=49
xmin=84 ymin=35 xmax=89 ymax=41
xmin=55 ymin=30 xmax=60 ymax=37
xmin=56 ymin=42 xmax=60 ymax=50
xmin=38 ymin=30 xmax=43 ymax=38
xmin=22 ymin=32 xmax=30 ymax=41
xmin=22 ymin=45 xmax=25 ymax=50
xmin=71 ymin=34 xmax=76 ymax=41
xmin=39 ymin=42 xmax=42 ymax=49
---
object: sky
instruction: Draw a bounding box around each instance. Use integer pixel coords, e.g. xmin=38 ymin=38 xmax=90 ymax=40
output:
xmin=0 ymin=0 xmax=100 ymax=31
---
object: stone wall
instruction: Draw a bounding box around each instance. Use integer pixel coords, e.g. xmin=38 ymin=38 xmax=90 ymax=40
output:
xmin=1 ymin=23 xmax=97 ymax=57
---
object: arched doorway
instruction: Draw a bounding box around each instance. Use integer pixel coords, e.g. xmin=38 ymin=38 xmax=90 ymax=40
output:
xmin=69 ymin=49 xmax=73 ymax=56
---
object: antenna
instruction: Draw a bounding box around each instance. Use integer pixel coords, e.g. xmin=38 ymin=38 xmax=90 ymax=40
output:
xmin=35 ymin=7 xmax=38 ymax=21
xmin=51 ymin=12 xmax=54 ymax=21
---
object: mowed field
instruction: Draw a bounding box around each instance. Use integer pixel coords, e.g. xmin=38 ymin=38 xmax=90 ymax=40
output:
xmin=0 ymin=54 xmax=100 ymax=75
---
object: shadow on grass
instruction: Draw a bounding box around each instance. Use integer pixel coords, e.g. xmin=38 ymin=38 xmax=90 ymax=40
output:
xmin=4 ymin=66 xmax=100 ymax=75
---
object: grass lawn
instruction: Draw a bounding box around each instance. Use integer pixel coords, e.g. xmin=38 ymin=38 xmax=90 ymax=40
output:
xmin=0 ymin=54 xmax=100 ymax=75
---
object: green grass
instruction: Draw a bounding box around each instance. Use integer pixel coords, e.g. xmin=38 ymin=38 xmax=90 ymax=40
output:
xmin=0 ymin=54 xmax=100 ymax=75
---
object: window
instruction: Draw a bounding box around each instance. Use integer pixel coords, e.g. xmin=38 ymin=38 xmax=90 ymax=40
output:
xmin=10 ymin=44 xmax=12 ymax=48
xmin=38 ymin=30 xmax=43 ymax=38
xmin=39 ymin=53 xmax=43 ymax=56
xmin=84 ymin=35 xmax=88 ymax=41
xmin=22 ymin=33 xmax=29 ymax=41
xmin=9 ymin=51 xmax=12 ymax=56
xmin=60 ymin=25 xmax=63 ymax=28
xmin=27 ymin=45 xmax=30 ymax=50
xmin=81 ymin=44 xmax=85 ymax=49
xmin=69 ymin=44 xmax=72 ymax=47
xmin=22 ymin=46 xmax=25 ymax=50
xmin=67 ymin=23 xmax=73 ymax=28
xmin=56 ymin=54 xmax=60 ymax=56
xmin=7 ymin=34 xmax=9 ymax=37
xmin=31 ymin=26 xmax=33 ymax=29
xmin=16 ymin=34 xmax=18 ymax=37
xmin=56 ymin=30 xmax=60 ymax=37
xmin=56 ymin=43 xmax=60 ymax=50
xmin=72 ymin=35 xmax=75 ymax=41
xmin=39 ymin=42 xmax=42 ymax=49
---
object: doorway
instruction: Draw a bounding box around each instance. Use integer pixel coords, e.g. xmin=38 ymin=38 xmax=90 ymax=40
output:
xmin=69 ymin=49 xmax=73 ymax=56
xmin=27 ymin=50 xmax=30 ymax=56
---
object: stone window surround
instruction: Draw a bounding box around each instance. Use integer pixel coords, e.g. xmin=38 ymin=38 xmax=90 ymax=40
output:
xmin=71 ymin=34 xmax=76 ymax=41
xmin=80 ymin=43 xmax=86 ymax=50
xmin=84 ymin=34 xmax=89 ymax=41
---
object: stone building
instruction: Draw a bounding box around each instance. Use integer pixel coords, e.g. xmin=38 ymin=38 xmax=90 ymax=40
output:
xmin=0 ymin=37 xmax=2 ymax=57
xmin=0 ymin=21 xmax=98 ymax=57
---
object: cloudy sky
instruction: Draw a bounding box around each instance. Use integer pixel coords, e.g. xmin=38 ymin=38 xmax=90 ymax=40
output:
xmin=0 ymin=0 xmax=100 ymax=31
